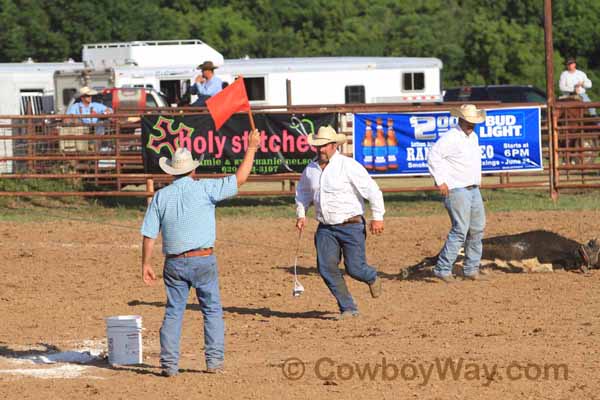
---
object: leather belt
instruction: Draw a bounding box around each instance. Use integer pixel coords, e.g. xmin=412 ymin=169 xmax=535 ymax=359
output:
xmin=464 ymin=185 xmax=479 ymax=190
xmin=166 ymin=248 xmax=213 ymax=259
xmin=336 ymin=215 xmax=363 ymax=226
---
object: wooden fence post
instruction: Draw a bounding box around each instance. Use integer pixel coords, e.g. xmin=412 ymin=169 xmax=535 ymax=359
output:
xmin=146 ymin=178 xmax=154 ymax=205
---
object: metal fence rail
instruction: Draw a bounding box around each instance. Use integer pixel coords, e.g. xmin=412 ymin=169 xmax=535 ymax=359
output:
xmin=0 ymin=101 xmax=598 ymax=200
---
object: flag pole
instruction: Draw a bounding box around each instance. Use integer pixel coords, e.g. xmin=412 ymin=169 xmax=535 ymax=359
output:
xmin=237 ymin=75 xmax=256 ymax=131
xmin=247 ymin=109 xmax=256 ymax=131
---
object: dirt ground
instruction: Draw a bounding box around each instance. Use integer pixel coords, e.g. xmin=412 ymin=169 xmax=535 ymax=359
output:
xmin=1 ymin=209 xmax=599 ymax=399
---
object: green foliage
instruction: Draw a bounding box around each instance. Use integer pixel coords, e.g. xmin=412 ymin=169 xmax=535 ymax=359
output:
xmin=0 ymin=0 xmax=598 ymax=99
xmin=190 ymin=6 xmax=259 ymax=58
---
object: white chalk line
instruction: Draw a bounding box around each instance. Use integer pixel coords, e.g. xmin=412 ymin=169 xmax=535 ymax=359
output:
xmin=0 ymin=340 xmax=106 ymax=380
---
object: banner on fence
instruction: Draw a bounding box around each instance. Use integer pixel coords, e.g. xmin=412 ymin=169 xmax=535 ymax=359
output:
xmin=353 ymin=107 xmax=542 ymax=176
xmin=141 ymin=113 xmax=336 ymax=174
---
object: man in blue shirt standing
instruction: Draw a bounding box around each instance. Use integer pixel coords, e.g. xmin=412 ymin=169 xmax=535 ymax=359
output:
xmin=66 ymin=86 xmax=112 ymax=125
xmin=190 ymin=61 xmax=223 ymax=106
xmin=66 ymin=86 xmax=112 ymax=137
xmin=141 ymin=129 xmax=260 ymax=377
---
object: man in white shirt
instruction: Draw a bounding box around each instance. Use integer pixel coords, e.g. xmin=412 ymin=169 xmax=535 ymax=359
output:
xmin=427 ymin=104 xmax=487 ymax=283
xmin=295 ymin=126 xmax=385 ymax=319
xmin=559 ymin=57 xmax=596 ymax=116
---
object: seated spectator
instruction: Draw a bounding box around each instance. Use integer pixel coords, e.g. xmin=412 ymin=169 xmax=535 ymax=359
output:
xmin=559 ymin=57 xmax=596 ymax=116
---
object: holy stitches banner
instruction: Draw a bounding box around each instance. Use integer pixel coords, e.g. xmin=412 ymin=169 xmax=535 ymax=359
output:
xmin=141 ymin=113 xmax=337 ymax=174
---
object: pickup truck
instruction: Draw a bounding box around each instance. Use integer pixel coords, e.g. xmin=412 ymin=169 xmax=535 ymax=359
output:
xmin=62 ymin=87 xmax=169 ymax=155
xmin=443 ymin=85 xmax=546 ymax=103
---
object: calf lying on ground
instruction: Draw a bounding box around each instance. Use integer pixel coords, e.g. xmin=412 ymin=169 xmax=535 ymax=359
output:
xmin=400 ymin=230 xmax=600 ymax=280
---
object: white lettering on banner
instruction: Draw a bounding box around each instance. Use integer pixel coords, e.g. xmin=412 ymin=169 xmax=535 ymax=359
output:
xmin=410 ymin=115 xmax=459 ymax=140
xmin=408 ymin=162 xmax=428 ymax=168
xmin=479 ymin=114 xmax=523 ymax=138
xmin=504 ymin=148 xmax=530 ymax=158
xmin=480 ymin=145 xmax=494 ymax=159
xmin=482 ymin=159 xmax=500 ymax=167
xmin=406 ymin=146 xmax=430 ymax=161
xmin=410 ymin=116 xmax=436 ymax=140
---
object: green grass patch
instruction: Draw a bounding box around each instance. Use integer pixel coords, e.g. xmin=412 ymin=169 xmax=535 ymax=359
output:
xmin=0 ymin=188 xmax=599 ymax=224
xmin=384 ymin=189 xmax=600 ymax=216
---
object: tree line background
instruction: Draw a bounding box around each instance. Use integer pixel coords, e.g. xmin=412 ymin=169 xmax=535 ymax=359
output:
xmin=1 ymin=0 xmax=599 ymax=98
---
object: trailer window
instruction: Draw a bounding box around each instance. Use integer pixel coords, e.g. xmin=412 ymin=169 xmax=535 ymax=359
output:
xmin=345 ymin=85 xmax=365 ymax=103
xmin=244 ymin=77 xmax=266 ymax=101
xmin=63 ymin=88 xmax=78 ymax=107
xmin=402 ymin=72 xmax=425 ymax=92
xmin=19 ymin=90 xmax=52 ymax=115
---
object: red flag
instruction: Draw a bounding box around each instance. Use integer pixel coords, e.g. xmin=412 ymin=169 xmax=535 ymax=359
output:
xmin=206 ymin=77 xmax=251 ymax=130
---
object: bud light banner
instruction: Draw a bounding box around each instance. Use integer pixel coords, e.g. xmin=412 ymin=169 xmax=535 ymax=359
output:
xmin=141 ymin=113 xmax=336 ymax=174
xmin=353 ymin=107 xmax=542 ymax=176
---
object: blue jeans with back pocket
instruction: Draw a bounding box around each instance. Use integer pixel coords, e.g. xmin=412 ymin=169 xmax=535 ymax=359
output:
xmin=160 ymin=254 xmax=224 ymax=372
xmin=435 ymin=187 xmax=486 ymax=278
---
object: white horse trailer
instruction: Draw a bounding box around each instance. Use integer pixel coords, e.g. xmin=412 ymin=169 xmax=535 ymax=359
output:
xmin=0 ymin=61 xmax=84 ymax=115
xmin=54 ymin=56 xmax=443 ymax=110
xmin=0 ymin=61 xmax=84 ymax=173
xmin=82 ymin=39 xmax=224 ymax=69
xmin=53 ymin=65 xmax=197 ymax=112
xmin=217 ymin=57 xmax=443 ymax=106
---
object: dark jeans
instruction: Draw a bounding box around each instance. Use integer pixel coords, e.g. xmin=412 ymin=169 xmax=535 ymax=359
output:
xmin=315 ymin=221 xmax=377 ymax=312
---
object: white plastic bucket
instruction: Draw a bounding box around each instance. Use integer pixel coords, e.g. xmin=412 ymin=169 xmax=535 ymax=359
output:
xmin=106 ymin=315 xmax=143 ymax=365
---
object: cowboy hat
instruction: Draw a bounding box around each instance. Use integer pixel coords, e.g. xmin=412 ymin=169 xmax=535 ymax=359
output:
xmin=159 ymin=148 xmax=200 ymax=175
xmin=197 ymin=60 xmax=218 ymax=70
xmin=307 ymin=125 xmax=347 ymax=146
xmin=451 ymin=104 xmax=486 ymax=124
xmin=79 ymin=86 xmax=98 ymax=97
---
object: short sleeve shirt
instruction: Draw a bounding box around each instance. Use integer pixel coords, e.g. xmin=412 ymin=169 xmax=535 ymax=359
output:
xmin=66 ymin=102 xmax=110 ymax=124
xmin=141 ymin=175 xmax=238 ymax=255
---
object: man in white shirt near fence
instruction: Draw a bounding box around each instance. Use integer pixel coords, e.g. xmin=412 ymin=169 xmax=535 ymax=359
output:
xmin=559 ymin=57 xmax=596 ymax=116
xmin=295 ymin=125 xmax=385 ymax=319
xmin=427 ymin=104 xmax=488 ymax=283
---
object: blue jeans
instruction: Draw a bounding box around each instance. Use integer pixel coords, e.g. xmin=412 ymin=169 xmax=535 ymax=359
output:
xmin=315 ymin=221 xmax=377 ymax=313
xmin=579 ymin=92 xmax=597 ymax=116
xmin=435 ymin=187 xmax=486 ymax=278
xmin=160 ymin=254 xmax=224 ymax=372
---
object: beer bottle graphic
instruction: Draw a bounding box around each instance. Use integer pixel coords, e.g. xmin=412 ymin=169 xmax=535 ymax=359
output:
xmin=374 ymin=117 xmax=388 ymax=171
xmin=386 ymin=118 xmax=399 ymax=169
xmin=361 ymin=119 xmax=374 ymax=170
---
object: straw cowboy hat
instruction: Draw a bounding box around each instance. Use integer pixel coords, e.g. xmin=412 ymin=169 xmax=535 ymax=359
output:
xmin=159 ymin=148 xmax=200 ymax=175
xmin=307 ymin=125 xmax=347 ymax=146
xmin=451 ymin=104 xmax=486 ymax=124
xmin=79 ymin=86 xmax=98 ymax=97
xmin=197 ymin=61 xmax=218 ymax=70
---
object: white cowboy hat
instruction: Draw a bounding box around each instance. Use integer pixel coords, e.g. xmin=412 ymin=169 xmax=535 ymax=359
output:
xmin=451 ymin=104 xmax=486 ymax=124
xmin=307 ymin=125 xmax=347 ymax=146
xmin=159 ymin=148 xmax=200 ymax=175
xmin=79 ymin=86 xmax=98 ymax=97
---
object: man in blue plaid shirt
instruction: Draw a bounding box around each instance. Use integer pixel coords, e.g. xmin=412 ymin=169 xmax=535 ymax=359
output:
xmin=141 ymin=129 xmax=260 ymax=377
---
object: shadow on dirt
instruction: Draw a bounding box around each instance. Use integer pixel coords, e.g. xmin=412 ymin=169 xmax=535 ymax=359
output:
xmin=127 ymin=300 xmax=334 ymax=320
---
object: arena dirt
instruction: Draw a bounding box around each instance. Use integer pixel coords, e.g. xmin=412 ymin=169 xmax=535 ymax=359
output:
xmin=1 ymin=210 xmax=599 ymax=399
